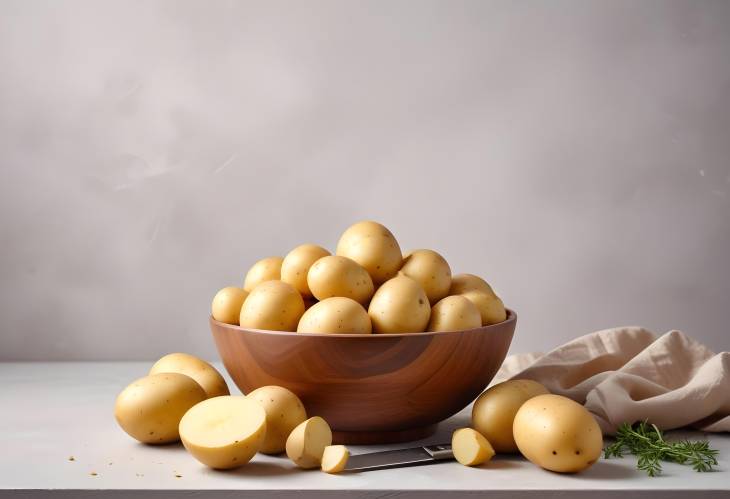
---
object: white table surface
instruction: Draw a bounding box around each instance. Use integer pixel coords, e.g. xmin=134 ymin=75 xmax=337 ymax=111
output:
xmin=0 ymin=362 xmax=728 ymax=499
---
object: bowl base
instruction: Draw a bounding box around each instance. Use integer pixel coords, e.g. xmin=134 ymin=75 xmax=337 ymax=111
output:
xmin=332 ymin=424 xmax=437 ymax=445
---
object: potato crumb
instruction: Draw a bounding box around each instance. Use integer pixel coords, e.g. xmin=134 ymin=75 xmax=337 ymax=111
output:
xmin=175 ymin=474 xmax=182 ymax=478
xmin=89 ymin=472 xmax=98 ymax=476
xmin=68 ymin=456 xmax=75 ymax=462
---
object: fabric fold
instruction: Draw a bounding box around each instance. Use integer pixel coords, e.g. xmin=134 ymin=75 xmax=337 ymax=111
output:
xmin=493 ymin=327 xmax=730 ymax=434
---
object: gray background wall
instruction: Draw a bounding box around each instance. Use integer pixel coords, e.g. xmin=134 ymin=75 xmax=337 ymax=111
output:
xmin=1 ymin=0 xmax=729 ymax=360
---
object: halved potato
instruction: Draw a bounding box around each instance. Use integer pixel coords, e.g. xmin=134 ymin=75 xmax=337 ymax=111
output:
xmin=179 ymin=396 xmax=267 ymax=469
xmin=285 ymin=416 xmax=332 ymax=469
xmin=452 ymin=428 xmax=495 ymax=466
xmin=321 ymin=445 xmax=349 ymax=474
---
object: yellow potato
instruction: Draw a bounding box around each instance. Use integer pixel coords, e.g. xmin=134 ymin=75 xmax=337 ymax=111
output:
xmin=368 ymin=274 xmax=431 ymax=333
xmin=321 ymin=445 xmax=349 ymax=474
xmin=335 ymin=221 xmax=402 ymax=285
xmin=513 ymin=394 xmax=603 ymax=473
xmin=427 ymin=295 xmax=481 ymax=332
xmin=149 ymin=352 xmax=229 ymax=399
xmin=452 ymin=428 xmax=495 ymax=466
xmin=211 ymin=286 xmax=249 ymax=325
xmin=307 ymin=255 xmax=374 ymax=305
xmin=281 ymin=244 xmax=331 ymax=298
xmin=246 ymin=386 xmax=308 ymax=454
xmin=461 ymin=290 xmax=507 ymax=325
xmin=114 ymin=373 xmax=206 ymax=444
xmin=449 ymin=273 xmax=496 ymax=296
xmin=286 ymin=416 xmax=332 ymax=469
xmin=179 ymin=396 xmax=267 ymax=469
xmin=400 ymin=249 xmax=452 ymax=304
xmin=243 ymin=256 xmax=284 ymax=292
xmin=472 ymin=379 xmax=550 ymax=453
xmin=297 ymin=297 xmax=372 ymax=334
xmin=239 ymin=280 xmax=305 ymax=331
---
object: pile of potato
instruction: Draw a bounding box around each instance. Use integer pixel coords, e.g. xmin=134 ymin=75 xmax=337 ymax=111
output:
xmin=454 ymin=379 xmax=603 ymax=473
xmin=114 ymin=353 xmax=347 ymax=473
xmin=211 ymin=221 xmax=507 ymax=334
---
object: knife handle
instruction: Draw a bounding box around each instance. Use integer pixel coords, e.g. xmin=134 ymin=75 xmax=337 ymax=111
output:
xmin=423 ymin=444 xmax=454 ymax=459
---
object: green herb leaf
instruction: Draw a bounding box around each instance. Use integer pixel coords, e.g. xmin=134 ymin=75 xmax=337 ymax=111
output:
xmin=603 ymin=421 xmax=719 ymax=476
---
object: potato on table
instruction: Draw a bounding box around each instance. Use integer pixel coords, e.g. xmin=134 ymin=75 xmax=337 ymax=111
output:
xmin=246 ymin=385 xmax=307 ymax=454
xmin=114 ymin=373 xmax=206 ymax=444
xmin=452 ymin=428 xmax=495 ymax=466
xmin=513 ymin=394 xmax=603 ymax=473
xmin=321 ymin=445 xmax=349 ymax=474
xmin=150 ymin=352 xmax=229 ymax=398
xmin=471 ymin=379 xmax=549 ymax=453
xmin=286 ymin=416 xmax=332 ymax=469
xmin=179 ymin=396 xmax=267 ymax=469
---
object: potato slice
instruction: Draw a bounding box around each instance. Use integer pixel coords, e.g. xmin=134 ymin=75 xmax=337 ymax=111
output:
xmin=452 ymin=428 xmax=495 ymax=466
xmin=179 ymin=396 xmax=267 ymax=469
xmin=321 ymin=445 xmax=349 ymax=474
xmin=285 ymin=416 xmax=332 ymax=469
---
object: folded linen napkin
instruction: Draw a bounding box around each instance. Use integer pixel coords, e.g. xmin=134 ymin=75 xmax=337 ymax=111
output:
xmin=493 ymin=327 xmax=730 ymax=435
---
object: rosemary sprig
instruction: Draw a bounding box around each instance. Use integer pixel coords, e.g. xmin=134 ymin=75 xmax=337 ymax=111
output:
xmin=603 ymin=421 xmax=719 ymax=476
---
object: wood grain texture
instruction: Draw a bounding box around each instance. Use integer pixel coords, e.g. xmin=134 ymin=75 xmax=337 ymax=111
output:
xmin=210 ymin=310 xmax=516 ymax=444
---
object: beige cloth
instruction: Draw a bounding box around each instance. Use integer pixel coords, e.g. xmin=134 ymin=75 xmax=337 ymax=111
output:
xmin=494 ymin=327 xmax=730 ymax=435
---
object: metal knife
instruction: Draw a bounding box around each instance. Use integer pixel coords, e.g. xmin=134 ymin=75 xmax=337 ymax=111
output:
xmin=344 ymin=444 xmax=454 ymax=472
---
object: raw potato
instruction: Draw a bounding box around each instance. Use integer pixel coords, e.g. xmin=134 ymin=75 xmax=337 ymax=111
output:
xmin=211 ymin=287 xmax=249 ymax=325
xmin=149 ymin=352 xmax=229 ymax=399
xmin=368 ymin=274 xmax=431 ymax=333
xmin=179 ymin=396 xmax=267 ymax=469
xmin=239 ymin=280 xmax=305 ymax=331
xmin=281 ymin=244 xmax=331 ymax=297
xmin=461 ymin=290 xmax=507 ymax=325
xmin=297 ymin=297 xmax=372 ymax=334
xmin=246 ymin=386 xmax=308 ymax=454
xmin=449 ymin=274 xmax=496 ymax=296
xmin=286 ymin=416 xmax=333 ymax=469
xmin=513 ymin=394 xmax=603 ymax=473
xmin=452 ymin=428 xmax=495 ymax=466
xmin=400 ymin=249 xmax=452 ymax=304
xmin=321 ymin=445 xmax=349 ymax=474
xmin=307 ymin=255 xmax=374 ymax=305
xmin=336 ymin=221 xmax=402 ymax=285
xmin=471 ymin=379 xmax=550 ymax=453
xmin=427 ymin=295 xmax=481 ymax=332
xmin=243 ymin=256 xmax=284 ymax=292
xmin=114 ymin=373 xmax=206 ymax=444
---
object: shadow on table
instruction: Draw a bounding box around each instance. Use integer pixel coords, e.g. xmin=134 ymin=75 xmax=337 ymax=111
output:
xmin=566 ymin=460 xmax=639 ymax=480
xmin=207 ymin=460 xmax=300 ymax=478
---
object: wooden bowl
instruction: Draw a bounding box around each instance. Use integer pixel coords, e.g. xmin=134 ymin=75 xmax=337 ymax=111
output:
xmin=210 ymin=310 xmax=516 ymax=444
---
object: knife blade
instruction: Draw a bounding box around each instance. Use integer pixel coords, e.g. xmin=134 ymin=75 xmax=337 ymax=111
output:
xmin=344 ymin=444 xmax=454 ymax=472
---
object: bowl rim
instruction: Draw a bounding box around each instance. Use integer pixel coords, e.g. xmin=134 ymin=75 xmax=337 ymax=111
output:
xmin=211 ymin=308 xmax=516 ymax=338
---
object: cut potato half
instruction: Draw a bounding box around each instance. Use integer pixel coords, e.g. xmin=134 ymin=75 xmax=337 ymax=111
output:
xmin=285 ymin=416 xmax=332 ymax=469
xmin=321 ymin=445 xmax=349 ymax=474
xmin=179 ymin=396 xmax=266 ymax=469
xmin=452 ymin=428 xmax=495 ymax=466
